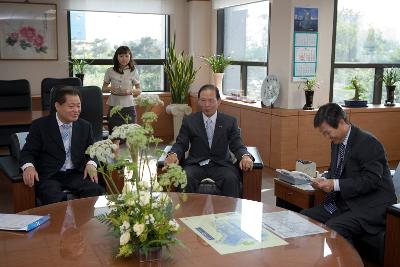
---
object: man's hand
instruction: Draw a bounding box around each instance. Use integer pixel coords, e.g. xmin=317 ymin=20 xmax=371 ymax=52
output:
xmin=84 ymin=164 xmax=98 ymax=183
xmin=22 ymin=166 xmax=39 ymax=187
xmin=239 ymin=155 xmax=253 ymax=172
xmin=311 ymin=178 xmax=334 ymax=193
xmin=164 ymin=153 xmax=179 ymax=166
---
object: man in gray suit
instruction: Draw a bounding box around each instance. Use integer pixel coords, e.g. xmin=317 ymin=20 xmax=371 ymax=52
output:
xmin=164 ymin=84 xmax=254 ymax=197
xmin=301 ymin=103 xmax=396 ymax=244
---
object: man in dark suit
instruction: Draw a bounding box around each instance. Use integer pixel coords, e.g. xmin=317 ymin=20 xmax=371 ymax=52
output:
xmin=164 ymin=84 xmax=254 ymax=197
xmin=20 ymin=87 xmax=104 ymax=205
xmin=301 ymin=103 xmax=396 ymax=244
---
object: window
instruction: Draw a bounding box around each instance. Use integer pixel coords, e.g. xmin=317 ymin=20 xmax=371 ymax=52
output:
xmin=217 ymin=1 xmax=269 ymax=100
xmin=68 ymin=11 xmax=168 ymax=91
xmin=331 ymin=0 xmax=400 ymax=104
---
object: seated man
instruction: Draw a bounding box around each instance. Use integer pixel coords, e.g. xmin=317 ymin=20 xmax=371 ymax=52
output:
xmin=164 ymin=84 xmax=254 ymax=197
xmin=301 ymin=103 xmax=396 ymax=244
xmin=20 ymin=87 xmax=104 ymax=205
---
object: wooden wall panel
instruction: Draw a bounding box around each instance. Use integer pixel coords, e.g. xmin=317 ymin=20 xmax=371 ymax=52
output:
xmin=270 ymin=115 xmax=299 ymax=170
xmin=219 ymin=102 xmax=241 ymax=125
xmin=349 ymin=110 xmax=400 ymax=161
xmin=240 ymin=109 xmax=271 ymax=165
xmin=298 ymin=114 xmax=331 ymax=168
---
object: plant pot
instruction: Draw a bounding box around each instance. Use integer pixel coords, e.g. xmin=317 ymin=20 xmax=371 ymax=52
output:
xmin=213 ymin=73 xmax=225 ymax=98
xmin=166 ymin=104 xmax=192 ymax=141
xmin=75 ymin=73 xmax=84 ymax=84
xmin=137 ymin=246 xmax=163 ymax=262
xmin=303 ymin=90 xmax=314 ymax=110
xmin=344 ymin=99 xmax=368 ymax=108
xmin=385 ymin=85 xmax=396 ymax=106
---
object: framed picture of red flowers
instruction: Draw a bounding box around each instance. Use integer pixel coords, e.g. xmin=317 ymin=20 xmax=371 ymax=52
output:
xmin=0 ymin=2 xmax=57 ymax=60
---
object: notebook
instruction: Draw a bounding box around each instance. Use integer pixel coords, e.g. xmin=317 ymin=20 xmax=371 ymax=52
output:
xmin=0 ymin=213 xmax=50 ymax=232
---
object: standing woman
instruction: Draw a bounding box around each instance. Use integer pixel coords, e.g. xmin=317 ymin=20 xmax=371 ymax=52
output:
xmin=102 ymin=46 xmax=141 ymax=133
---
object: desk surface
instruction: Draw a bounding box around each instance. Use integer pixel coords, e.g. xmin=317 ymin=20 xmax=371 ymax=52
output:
xmin=0 ymin=110 xmax=48 ymax=126
xmin=0 ymin=193 xmax=363 ymax=267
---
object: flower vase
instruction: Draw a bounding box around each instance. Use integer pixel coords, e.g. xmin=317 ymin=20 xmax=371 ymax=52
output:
xmin=303 ymin=90 xmax=314 ymax=110
xmin=166 ymin=104 xmax=192 ymax=142
xmin=213 ymin=73 xmax=225 ymax=98
xmin=385 ymin=85 xmax=396 ymax=106
xmin=75 ymin=73 xmax=84 ymax=84
xmin=137 ymin=246 xmax=163 ymax=262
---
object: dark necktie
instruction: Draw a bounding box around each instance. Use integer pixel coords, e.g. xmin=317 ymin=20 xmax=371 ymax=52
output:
xmin=324 ymin=143 xmax=346 ymax=214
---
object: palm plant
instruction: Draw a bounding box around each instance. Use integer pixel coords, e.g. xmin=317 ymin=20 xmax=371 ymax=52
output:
xmin=382 ymin=67 xmax=400 ymax=87
xmin=164 ymin=35 xmax=199 ymax=104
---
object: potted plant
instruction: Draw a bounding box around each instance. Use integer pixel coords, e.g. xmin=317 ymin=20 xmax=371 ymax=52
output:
xmin=164 ymin=35 xmax=199 ymax=140
xmin=201 ymin=54 xmax=231 ymax=96
xmin=299 ymin=77 xmax=319 ymax=110
xmin=382 ymin=67 xmax=400 ymax=106
xmin=68 ymin=56 xmax=93 ymax=84
xmin=344 ymin=76 xmax=368 ymax=107
xmin=87 ymin=95 xmax=187 ymax=260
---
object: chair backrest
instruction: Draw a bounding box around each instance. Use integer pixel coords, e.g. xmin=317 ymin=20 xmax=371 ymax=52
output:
xmin=0 ymin=79 xmax=31 ymax=110
xmin=50 ymin=85 xmax=104 ymax=141
xmin=41 ymin=77 xmax=82 ymax=110
xmin=10 ymin=132 xmax=28 ymax=161
xmin=393 ymin=162 xmax=400 ymax=200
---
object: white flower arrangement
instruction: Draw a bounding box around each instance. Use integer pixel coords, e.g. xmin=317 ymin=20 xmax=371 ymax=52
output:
xmin=89 ymin=98 xmax=187 ymax=258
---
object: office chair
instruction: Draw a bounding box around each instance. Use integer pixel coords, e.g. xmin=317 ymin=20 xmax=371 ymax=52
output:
xmin=50 ymin=85 xmax=105 ymax=141
xmin=0 ymin=79 xmax=32 ymax=149
xmin=157 ymin=145 xmax=263 ymax=201
xmin=41 ymin=77 xmax=82 ymax=110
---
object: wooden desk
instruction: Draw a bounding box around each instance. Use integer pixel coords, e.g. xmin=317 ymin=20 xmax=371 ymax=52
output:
xmin=0 ymin=110 xmax=48 ymax=126
xmin=0 ymin=194 xmax=363 ymax=267
xmin=274 ymin=178 xmax=316 ymax=211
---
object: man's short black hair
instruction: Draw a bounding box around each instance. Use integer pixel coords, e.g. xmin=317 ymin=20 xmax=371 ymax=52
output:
xmin=197 ymin=84 xmax=221 ymax=100
xmin=54 ymin=86 xmax=81 ymax=105
xmin=314 ymin=103 xmax=349 ymax=129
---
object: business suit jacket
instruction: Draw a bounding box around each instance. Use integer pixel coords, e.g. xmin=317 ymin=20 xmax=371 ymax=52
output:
xmin=20 ymin=114 xmax=94 ymax=180
xmin=328 ymin=125 xmax=396 ymax=234
xmin=170 ymin=111 xmax=249 ymax=167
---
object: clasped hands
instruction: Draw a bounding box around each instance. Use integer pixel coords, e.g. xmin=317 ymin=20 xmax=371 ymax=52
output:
xmin=110 ymin=85 xmax=132 ymax=96
xmin=22 ymin=164 xmax=99 ymax=187
xmin=310 ymin=177 xmax=334 ymax=193
xmin=164 ymin=153 xmax=254 ymax=171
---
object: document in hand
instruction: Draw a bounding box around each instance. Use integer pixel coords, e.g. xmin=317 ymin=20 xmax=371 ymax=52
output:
xmin=0 ymin=213 xmax=50 ymax=232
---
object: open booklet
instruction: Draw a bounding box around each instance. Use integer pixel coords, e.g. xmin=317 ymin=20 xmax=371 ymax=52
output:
xmin=0 ymin=213 xmax=50 ymax=232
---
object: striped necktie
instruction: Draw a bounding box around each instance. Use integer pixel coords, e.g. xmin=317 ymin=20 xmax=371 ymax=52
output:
xmin=205 ymin=118 xmax=213 ymax=148
xmin=324 ymin=143 xmax=346 ymax=214
xmin=60 ymin=123 xmax=72 ymax=171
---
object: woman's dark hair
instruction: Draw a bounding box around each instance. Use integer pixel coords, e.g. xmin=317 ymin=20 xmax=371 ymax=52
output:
xmin=197 ymin=84 xmax=221 ymax=100
xmin=54 ymin=86 xmax=81 ymax=105
xmin=112 ymin=46 xmax=136 ymax=74
xmin=314 ymin=103 xmax=349 ymax=129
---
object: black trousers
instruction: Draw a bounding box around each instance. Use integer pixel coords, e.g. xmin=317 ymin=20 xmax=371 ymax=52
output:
xmin=108 ymin=105 xmax=136 ymax=134
xmin=301 ymin=203 xmax=364 ymax=245
xmin=184 ymin=161 xmax=240 ymax=197
xmin=36 ymin=170 xmax=104 ymax=205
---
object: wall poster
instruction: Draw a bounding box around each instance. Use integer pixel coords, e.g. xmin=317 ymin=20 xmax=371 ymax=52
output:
xmin=0 ymin=2 xmax=58 ymax=60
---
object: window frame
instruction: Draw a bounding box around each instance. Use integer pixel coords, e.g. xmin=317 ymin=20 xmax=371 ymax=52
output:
xmin=67 ymin=11 xmax=170 ymax=92
xmin=330 ymin=0 xmax=400 ymax=104
xmin=217 ymin=2 xmax=270 ymax=97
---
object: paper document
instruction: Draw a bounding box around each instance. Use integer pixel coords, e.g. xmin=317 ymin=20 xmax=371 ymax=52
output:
xmin=262 ymin=211 xmax=326 ymax=238
xmin=0 ymin=213 xmax=50 ymax=232
xmin=180 ymin=212 xmax=287 ymax=255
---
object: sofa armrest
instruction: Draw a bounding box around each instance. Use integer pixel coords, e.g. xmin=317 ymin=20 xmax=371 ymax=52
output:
xmin=0 ymin=156 xmax=22 ymax=183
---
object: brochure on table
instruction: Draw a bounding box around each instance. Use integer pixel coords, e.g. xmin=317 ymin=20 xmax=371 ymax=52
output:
xmin=0 ymin=213 xmax=50 ymax=232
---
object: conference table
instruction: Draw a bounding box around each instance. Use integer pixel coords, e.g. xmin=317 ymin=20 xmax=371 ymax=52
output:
xmin=0 ymin=193 xmax=363 ymax=267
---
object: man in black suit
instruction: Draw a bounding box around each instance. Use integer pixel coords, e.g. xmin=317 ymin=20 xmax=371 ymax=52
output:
xmin=164 ymin=84 xmax=254 ymax=197
xmin=301 ymin=103 xmax=396 ymax=244
xmin=21 ymin=87 xmax=104 ymax=205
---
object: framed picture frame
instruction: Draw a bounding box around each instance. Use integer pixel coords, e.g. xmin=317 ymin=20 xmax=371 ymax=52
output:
xmin=0 ymin=2 xmax=58 ymax=60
